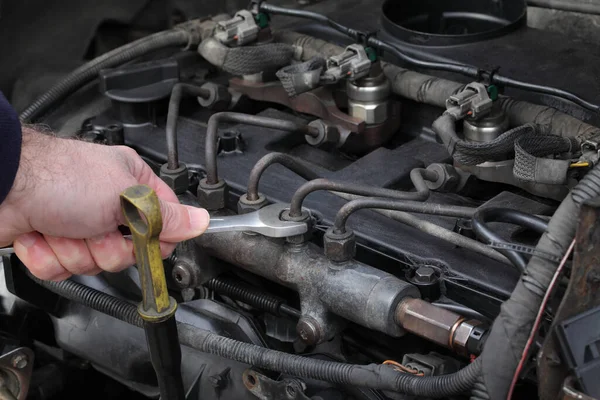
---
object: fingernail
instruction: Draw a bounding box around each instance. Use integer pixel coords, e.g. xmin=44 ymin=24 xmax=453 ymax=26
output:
xmin=188 ymin=207 xmax=210 ymax=234
xmin=17 ymin=233 xmax=37 ymax=248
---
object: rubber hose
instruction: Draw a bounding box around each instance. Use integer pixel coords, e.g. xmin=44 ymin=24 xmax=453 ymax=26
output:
xmin=204 ymin=112 xmax=318 ymax=185
xmin=20 ymin=29 xmax=189 ymax=123
xmin=31 ymin=273 xmax=482 ymax=397
xmin=289 ymin=169 xmax=438 ymax=218
xmin=246 ymin=153 xmax=322 ymax=201
xmin=478 ymin=165 xmax=600 ymax=399
xmin=472 ymin=208 xmax=549 ymax=272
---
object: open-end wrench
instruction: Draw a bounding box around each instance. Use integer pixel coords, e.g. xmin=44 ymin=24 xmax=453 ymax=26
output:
xmin=0 ymin=204 xmax=308 ymax=257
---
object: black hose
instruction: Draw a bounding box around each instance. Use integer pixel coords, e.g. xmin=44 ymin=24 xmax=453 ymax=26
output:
xmin=289 ymin=168 xmax=438 ymax=218
xmin=166 ymin=83 xmax=211 ymax=170
xmin=205 ymin=112 xmax=318 ymax=185
xmin=205 ymin=276 xmax=301 ymax=318
xmin=492 ymin=74 xmax=600 ymax=113
xmin=478 ymin=165 xmax=600 ymax=399
xmin=528 ymin=0 xmax=600 ymax=15
xmin=30 ymin=273 xmax=482 ymax=397
xmin=246 ymin=153 xmax=322 ymax=201
xmin=472 ymin=208 xmax=549 ymax=272
xmin=261 ymin=2 xmax=600 ymax=113
xmin=20 ymin=29 xmax=190 ymax=123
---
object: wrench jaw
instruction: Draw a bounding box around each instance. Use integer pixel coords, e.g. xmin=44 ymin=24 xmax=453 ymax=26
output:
xmin=206 ymin=203 xmax=310 ymax=238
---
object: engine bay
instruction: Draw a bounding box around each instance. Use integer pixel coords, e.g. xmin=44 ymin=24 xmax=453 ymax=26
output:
xmin=2 ymin=0 xmax=600 ymax=399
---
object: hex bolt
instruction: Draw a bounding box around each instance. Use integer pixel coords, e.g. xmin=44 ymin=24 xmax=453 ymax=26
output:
xmin=11 ymin=354 xmax=28 ymax=369
xmin=296 ymin=317 xmax=322 ymax=345
xmin=414 ymin=266 xmax=436 ymax=284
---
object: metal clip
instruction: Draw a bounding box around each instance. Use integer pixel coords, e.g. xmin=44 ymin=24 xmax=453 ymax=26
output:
xmin=446 ymin=82 xmax=493 ymax=120
xmin=325 ymin=44 xmax=372 ymax=82
xmin=215 ymin=10 xmax=260 ymax=46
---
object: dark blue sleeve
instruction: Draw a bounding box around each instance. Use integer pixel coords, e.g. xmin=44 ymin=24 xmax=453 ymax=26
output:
xmin=0 ymin=92 xmax=22 ymax=204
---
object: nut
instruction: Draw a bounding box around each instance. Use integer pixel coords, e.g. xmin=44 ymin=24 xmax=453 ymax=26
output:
xmin=305 ymin=119 xmax=340 ymax=147
xmin=237 ymin=193 xmax=269 ymax=214
xmin=281 ymin=210 xmax=313 ymax=244
xmin=160 ymin=163 xmax=190 ymax=195
xmin=197 ymin=178 xmax=228 ymax=210
xmin=323 ymin=228 xmax=356 ymax=262
xmin=425 ymin=163 xmax=461 ymax=192
xmin=198 ymin=82 xmax=232 ymax=111
xmin=348 ymin=100 xmax=389 ymax=125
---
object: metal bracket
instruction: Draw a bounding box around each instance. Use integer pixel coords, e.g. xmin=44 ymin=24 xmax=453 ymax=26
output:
xmin=243 ymin=369 xmax=309 ymax=400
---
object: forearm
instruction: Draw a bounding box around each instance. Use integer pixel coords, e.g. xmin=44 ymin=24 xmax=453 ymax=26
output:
xmin=0 ymin=92 xmax=22 ymax=204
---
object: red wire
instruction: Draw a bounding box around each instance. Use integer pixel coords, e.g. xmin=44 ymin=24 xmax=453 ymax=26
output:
xmin=506 ymin=239 xmax=576 ymax=399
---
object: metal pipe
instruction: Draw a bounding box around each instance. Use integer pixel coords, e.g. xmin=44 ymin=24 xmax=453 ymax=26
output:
xmin=205 ymin=112 xmax=319 ymax=185
xmin=289 ymin=168 xmax=438 ymax=218
xmin=246 ymin=153 xmax=322 ymax=201
xmin=335 ymin=192 xmax=511 ymax=265
xmin=331 ymin=169 xmax=437 ymax=233
xmin=166 ymin=83 xmax=211 ymax=170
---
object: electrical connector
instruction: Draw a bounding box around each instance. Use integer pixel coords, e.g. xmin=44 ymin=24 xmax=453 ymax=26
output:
xmin=446 ymin=82 xmax=493 ymax=120
xmin=214 ymin=10 xmax=259 ymax=46
xmin=324 ymin=44 xmax=372 ymax=82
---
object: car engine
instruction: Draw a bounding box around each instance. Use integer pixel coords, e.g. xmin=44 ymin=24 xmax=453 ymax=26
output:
xmin=2 ymin=0 xmax=600 ymax=399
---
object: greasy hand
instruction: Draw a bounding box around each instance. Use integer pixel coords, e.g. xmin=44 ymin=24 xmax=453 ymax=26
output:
xmin=0 ymin=127 xmax=210 ymax=281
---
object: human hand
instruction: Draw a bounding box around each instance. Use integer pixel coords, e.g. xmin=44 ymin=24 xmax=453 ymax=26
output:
xmin=0 ymin=127 xmax=209 ymax=281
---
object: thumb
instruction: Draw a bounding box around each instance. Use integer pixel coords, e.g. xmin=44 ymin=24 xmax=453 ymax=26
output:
xmin=158 ymin=200 xmax=210 ymax=242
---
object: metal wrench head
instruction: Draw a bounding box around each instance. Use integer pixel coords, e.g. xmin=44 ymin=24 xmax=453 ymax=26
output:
xmin=207 ymin=203 xmax=309 ymax=238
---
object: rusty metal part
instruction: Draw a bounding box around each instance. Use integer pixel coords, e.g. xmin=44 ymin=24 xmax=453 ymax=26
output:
xmin=228 ymin=77 xmax=401 ymax=152
xmin=243 ymin=369 xmax=309 ymax=400
xmin=395 ymin=298 xmax=483 ymax=356
xmin=538 ymin=197 xmax=600 ymax=400
xmin=0 ymin=348 xmax=34 ymax=400
xmin=562 ymin=376 xmax=597 ymax=400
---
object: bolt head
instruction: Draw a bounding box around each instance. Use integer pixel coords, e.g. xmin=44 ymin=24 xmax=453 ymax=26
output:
xmin=414 ymin=266 xmax=437 ymax=284
xmin=172 ymin=263 xmax=194 ymax=288
xmin=296 ymin=317 xmax=322 ymax=345
xmin=11 ymin=354 xmax=28 ymax=369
